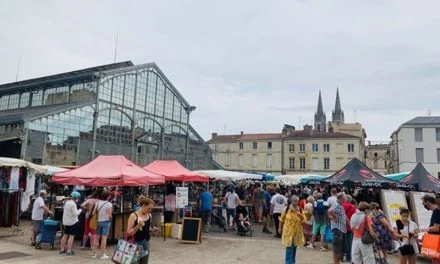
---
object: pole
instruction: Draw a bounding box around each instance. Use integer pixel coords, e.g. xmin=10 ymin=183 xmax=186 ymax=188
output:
xmin=163 ymin=184 xmax=166 ymax=241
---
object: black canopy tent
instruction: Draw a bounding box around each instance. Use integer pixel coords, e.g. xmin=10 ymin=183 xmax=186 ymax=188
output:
xmin=324 ymin=158 xmax=408 ymax=189
xmin=400 ymin=163 xmax=440 ymax=192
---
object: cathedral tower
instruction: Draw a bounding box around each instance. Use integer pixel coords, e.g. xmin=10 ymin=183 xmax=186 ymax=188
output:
xmin=314 ymin=90 xmax=326 ymax=132
xmin=332 ymin=87 xmax=345 ymax=123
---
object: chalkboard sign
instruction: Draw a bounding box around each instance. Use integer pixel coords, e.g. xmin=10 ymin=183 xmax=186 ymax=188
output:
xmin=181 ymin=217 xmax=202 ymax=244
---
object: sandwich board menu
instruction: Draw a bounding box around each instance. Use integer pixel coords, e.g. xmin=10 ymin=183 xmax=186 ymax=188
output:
xmin=380 ymin=189 xmax=408 ymax=228
xmin=409 ymin=191 xmax=434 ymax=232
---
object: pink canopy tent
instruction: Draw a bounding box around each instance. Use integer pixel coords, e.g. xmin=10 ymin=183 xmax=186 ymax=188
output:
xmin=144 ymin=160 xmax=209 ymax=183
xmin=52 ymin=155 xmax=165 ymax=186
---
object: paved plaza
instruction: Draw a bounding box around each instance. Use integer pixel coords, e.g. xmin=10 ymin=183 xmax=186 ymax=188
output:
xmin=0 ymin=220 xmax=428 ymax=264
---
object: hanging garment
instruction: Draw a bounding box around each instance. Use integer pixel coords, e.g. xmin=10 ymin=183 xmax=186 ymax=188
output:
xmin=21 ymin=173 xmax=35 ymax=212
xmin=9 ymin=167 xmax=19 ymax=190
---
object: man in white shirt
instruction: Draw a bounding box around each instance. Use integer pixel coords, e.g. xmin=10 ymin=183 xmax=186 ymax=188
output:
xmin=327 ymin=188 xmax=338 ymax=208
xmin=31 ymin=190 xmax=52 ymax=246
xmin=224 ymin=187 xmax=239 ymax=229
xmin=270 ymin=187 xmax=287 ymax=238
xmin=60 ymin=191 xmax=82 ymax=256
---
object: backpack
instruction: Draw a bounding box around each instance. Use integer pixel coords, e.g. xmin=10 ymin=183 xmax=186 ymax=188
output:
xmin=315 ymin=200 xmax=326 ymax=216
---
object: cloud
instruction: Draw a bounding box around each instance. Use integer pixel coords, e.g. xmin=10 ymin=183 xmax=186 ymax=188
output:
xmin=1 ymin=0 xmax=440 ymax=143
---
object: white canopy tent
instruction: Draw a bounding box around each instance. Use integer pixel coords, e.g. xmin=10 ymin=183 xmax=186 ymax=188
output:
xmin=40 ymin=165 xmax=70 ymax=175
xmin=194 ymin=170 xmax=263 ymax=181
xmin=0 ymin=157 xmax=48 ymax=174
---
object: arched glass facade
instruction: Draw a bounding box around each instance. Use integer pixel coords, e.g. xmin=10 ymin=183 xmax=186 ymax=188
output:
xmin=0 ymin=63 xmax=214 ymax=169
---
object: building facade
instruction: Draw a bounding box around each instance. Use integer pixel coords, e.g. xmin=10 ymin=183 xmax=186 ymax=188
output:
xmin=208 ymin=132 xmax=282 ymax=173
xmin=209 ymin=88 xmax=367 ymax=175
xmin=0 ymin=61 xmax=217 ymax=170
xmin=364 ymin=142 xmax=390 ymax=175
xmin=209 ymin=125 xmax=363 ymax=175
xmin=282 ymin=125 xmax=361 ymax=174
xmin=390 ymin=116 xmax=440 ymax=177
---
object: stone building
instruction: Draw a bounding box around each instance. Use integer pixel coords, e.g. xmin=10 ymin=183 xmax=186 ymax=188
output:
xmin=209 ymin=88 xmax=366 ymax=174
xmin=364 ymin=141 xmax=390 ymax=175
xmin=390 ymin=116 xmax=440 ymax=177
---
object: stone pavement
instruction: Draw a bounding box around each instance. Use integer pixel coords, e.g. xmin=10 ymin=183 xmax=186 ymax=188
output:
xmin=0 ymin=220 xmax=432 ymax=264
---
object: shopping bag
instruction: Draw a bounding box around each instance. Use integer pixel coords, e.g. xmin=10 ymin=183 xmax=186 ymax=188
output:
xmin=421 ymin=233 xmax=440 ymax=259
xmin=112 ymin=238 xmax=142 ymax=264
xmin=324 ymin=226 xmax=333 ymax=243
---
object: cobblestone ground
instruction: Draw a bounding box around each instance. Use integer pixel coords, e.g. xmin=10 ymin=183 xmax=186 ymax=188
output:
xmin=0 ymin=220 xmax=431 ymax=264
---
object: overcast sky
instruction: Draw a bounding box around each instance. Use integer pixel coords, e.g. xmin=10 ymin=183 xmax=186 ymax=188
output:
xmin=1 ymin=1 xmax=440 ymax=142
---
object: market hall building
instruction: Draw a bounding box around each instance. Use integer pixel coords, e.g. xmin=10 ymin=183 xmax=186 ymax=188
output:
xmin=0 ymin=61 xmax=217 ymax=170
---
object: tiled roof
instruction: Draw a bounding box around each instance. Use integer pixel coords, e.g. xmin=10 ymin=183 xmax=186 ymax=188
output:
xmin=402 ymin=116 xmax=440 ymax=126
xmin=208 ymin=130 xmax=358 ymax=143
xmin=208 ymin=133 xmax=282 ymax=143
xmin=283 ymin=130 xmax=359 ymax=139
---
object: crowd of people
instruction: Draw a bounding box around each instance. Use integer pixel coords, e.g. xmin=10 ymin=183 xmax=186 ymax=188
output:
xmin=29 ymin=182 xmax=440 ymax=264
xmin=275 ymin=185 xmax=440 ymax=264
xmin=30 ymin=188 xmax=158 ymax=264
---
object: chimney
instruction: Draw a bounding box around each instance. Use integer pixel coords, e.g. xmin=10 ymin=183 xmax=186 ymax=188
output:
xmin=303 ymin=124 xmax=313 ymax=134
xmin=211 ymin=133 xmax=218 ymax=139
xmin=240 ymin=131 xmax=244 ymax=135
xmin=368 ymin=140 xmax=371 ymax=146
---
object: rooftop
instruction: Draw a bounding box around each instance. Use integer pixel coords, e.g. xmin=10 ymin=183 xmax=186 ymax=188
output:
xmin=208 ymin=130 xmax=359 ymax=143
xmin=402 ymin=116 xmax=440 ymax=126
xmin=0 ymin=61 xmax=134 ymax=94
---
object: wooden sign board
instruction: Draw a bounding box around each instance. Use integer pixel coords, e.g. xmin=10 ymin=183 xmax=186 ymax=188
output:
xmin=380 ymin=189 xmax=408 ymax=228
xmin=409 ymin=191 xmax=434 ymax=232
xmin=181 ymin=217 xmax=202 ymax=244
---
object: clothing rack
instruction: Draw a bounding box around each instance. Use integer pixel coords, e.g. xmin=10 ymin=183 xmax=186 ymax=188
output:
xmin=0 ymin=189 xmax=24 ymax=237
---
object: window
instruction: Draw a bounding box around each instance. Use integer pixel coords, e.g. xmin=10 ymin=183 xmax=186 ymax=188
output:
xmin=436 ymin=128 xmax=440 ymax=142
xmin=239 ymin=142 xmax=244 ymax=150
xmin=226 ymin=153 xmax=231 ymax=167
xmin=312 ymin=158 xmax=318 ymax=170
xmin=312 ymin=144 xmax=319 ymax=152
xmin=289 ymin=157 xmax=295 ymax=169
xmin=252 ymin=154 xmax=258 ymax=167
xmin=324 ymin=158 xmax=330 ymax=170
xmin=416 ymin=148 xmax=424 ymax=162
xmin=324 ymin=144 xmax=330 ymax=152
xmin=438 ymin=172 xmax=440 ymax=180
xmin=239 ymin=154 xmax=244 ymax=167
xmin=348 ymin=144 xmax=354 ymax=153
xmin=299 ymin=144 xmax=306 ymax=152
xmin=300 ymin=158 xmax=306 ymax=170
xmin=415 ymin=128 xmax=423 ymax=142
xmin=267 ymin=141 xmax=272 ymax=149
xmin=289 ymin=144 xmax=295 ymax=152
xmin=253 ymin=142 xmax=257 ymax=149
xmin=437 ymin=148 xmax=440 ymax=163
xmin=267 ymin=154 xmax=272 ymax=168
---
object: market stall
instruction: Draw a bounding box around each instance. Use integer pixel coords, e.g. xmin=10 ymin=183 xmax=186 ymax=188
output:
xmin=52 ymin=155 xmax=165 ymax=242
xmin=144 ymin=160 xmax=208 ymax=240
xmin=276 ymin=174 xmax=326 ymax=186
xmin=0 ymin=157 xmax=48 ymax=235
xmin=194 ymin=170 xmax=263 ymax=181
xmin=399 ymin=163 xmax=440 ymax=192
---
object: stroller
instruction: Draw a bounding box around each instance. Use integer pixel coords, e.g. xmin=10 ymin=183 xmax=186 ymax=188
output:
xmin=211 ymin=210 xmax=227 ymax=232
xmin=235 ymin=206 xmax=253 ymax=237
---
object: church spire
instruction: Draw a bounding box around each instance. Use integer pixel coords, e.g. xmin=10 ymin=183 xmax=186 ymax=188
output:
xmin=314 ymin=90 xmax=326 ymax=132
xmin=332 ymin=87 xmax=345 ymax=123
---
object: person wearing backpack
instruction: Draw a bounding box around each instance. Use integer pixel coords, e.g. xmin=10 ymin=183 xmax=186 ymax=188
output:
xmin=307 ymin=193 xmax=329 ymax=251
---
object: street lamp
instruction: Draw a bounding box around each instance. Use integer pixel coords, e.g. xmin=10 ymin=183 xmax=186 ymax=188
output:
xmin=184 ymin=106 xmax=196 ymax=168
